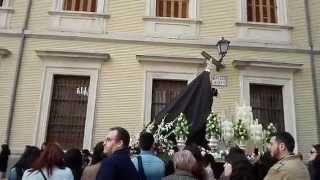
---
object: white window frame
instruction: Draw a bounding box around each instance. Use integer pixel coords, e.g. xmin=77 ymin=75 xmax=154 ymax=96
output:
xmin=236 ymin=0 xmax=292 ymax=44
xmin=0 ymin=0 xmax=14 ymax=29
xmin=49 ymin=0 xmax=109 ymax=33
xmin=144 ymin=72 xmax=194 ymax=124
xmin=143 ymin=0 xmax=201 ymax=39
xmin=34 ymin=49 xmax=109 ymax=150
xmin=234 ymin=60 xmax=303 ymax=151
xmin=238 ymin=0 xmax=288 ymax=25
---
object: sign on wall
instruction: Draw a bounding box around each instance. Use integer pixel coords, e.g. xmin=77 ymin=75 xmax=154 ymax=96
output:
xmin=211 ymin=75 xmax=227 ymax=88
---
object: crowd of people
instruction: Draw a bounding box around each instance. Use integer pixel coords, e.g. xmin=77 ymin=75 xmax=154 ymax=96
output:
xmin=0 ymin=127 xmax=319 ymax=180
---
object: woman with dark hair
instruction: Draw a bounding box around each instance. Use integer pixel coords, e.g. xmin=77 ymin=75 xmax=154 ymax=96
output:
xmin=308 ymin=144 xmax=320 ymax=180
xmin=9 ymin=146 xmax=41 ymax=180
xmin=81 ymin=142 xmax=105 ymax=180
xmin=220 ymin=147 xmax=257 ymax=180
xmin=0 ymin=144 xmax=11 ymax=180
xmin=81 ymin=149 xmax=92 ymax=169
xmin=22 ymin=143 xmax=73 ymax=180
xmin=64 ymin=148 xmax=83 ymax=180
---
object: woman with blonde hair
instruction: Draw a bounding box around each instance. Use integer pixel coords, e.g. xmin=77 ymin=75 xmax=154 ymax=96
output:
xmin=22 ymin=143 xmax=74 ymax=180
xmin=162 ymin=150 xmax=197 ymax=180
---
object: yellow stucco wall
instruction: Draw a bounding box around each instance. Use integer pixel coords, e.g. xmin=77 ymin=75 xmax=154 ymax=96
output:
xmin=0 ymin=0 xmax=318 ymax=156
xmin=310 ymin=0 xmax=320 ymax=50
xmin=3 ymin=36 xmax=315 ymax=154
xmin=0 ymin=37 xmax=20 ymax=144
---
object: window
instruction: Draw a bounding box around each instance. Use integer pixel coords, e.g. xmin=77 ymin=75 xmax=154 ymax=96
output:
xmin=0 ymin=0 xmax=3 ymax=6
xmin=156 ymin=0 xmax=188 ymax=18
xmin=63 ymin=0 xmax=97 ymax=12
xmin=250 ymin=84 xmax=284 ymax=131
xmin=247 ymin=0 xmax=277 ymax=23
xmin=46 ymin=75 xmax=90 ymax=149
xmin=151 ymin=79 xmax=187 ymax=121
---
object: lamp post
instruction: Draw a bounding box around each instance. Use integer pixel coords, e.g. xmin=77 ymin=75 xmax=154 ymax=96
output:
xmin=202 ymin=37 xmax=230 ymax=71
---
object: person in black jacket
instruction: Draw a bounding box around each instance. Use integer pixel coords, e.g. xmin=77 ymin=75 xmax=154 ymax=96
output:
xmin=308 ymin=144 xmax=320 ymax=180
xmin=96 ymin=127 xmax=140 ymax=180
xmin=0 ymin=144 xmax=11 ymax=180
xmin=64 ymin=148 xmax=83 ymax=180
xmin=220 ymin=147 xmax=257 ymax=180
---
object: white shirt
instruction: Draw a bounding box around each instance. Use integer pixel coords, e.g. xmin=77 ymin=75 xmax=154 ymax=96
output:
xmin=22 ymin=167 xmax=74 ymax=180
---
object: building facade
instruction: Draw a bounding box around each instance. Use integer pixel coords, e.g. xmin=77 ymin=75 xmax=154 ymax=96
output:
xmin=0 ymin=0 xmax=319 ymax=157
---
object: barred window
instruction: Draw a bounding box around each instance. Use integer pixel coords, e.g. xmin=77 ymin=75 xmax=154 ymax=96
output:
xmin=156 ymin=0 xmax=188 ymax=18
xmin=151 ymin=80 xmax=187 ymax=121
xmin=247 ymin=0 xmax=277 ymax=23
xmin=46 ymin=75 xmax=89 ymax=149
xmin=250 ymin=84 xmax=284 ymax=131
xmin=63 ymin=0 xmax=97 ymax=12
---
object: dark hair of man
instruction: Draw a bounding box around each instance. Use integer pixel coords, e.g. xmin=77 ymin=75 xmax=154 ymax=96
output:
xmin=92 ymin=141 xmax=105 ymax=164
xmin=64 ymin=148 xmax=83 ymax=180
xmin=313 ymin=144 xmax=320 ymax=161
xmin=110 ymin=127 xmax=130 ymax=148
xmin=274 ymin=132 xmax=295 ymax=153
xmin=139 ymin=132 xmax=154 ymax=151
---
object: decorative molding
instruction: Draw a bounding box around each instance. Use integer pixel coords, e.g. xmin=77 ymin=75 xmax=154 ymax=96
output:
xmin=137 ymin=54 xmax=205 ymax=64
xmin=36 ymin=49 xmax=111 ymax=62
xmin=143 ymin=16 xmax=202 ymax=24
xmin=0 ymin=7 xmax=14 ymax=13
xmin=0 ymin=47 xmax=10 ymax=57
xmin=235 ymin=22 xmax=293 ymax=30
xmin=48 ymin=10 xmax=110 ymax=18
xmin=238 ymin=61 xmax=299 ymax=151
xmin=35 ymin=67 xmax=99 ymax=150
xmin=1 ymin=30 xmax=317 ymax=54
xmin=233 ymin=60 xmax=303 ymax=72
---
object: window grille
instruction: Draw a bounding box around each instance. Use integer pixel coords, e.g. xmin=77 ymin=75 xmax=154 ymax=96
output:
xmin=151 ymin=79 xmax=187 ymax=121
xmin=46 ymin=75 xmax=90 ymax=149
xmin=247 ymin=0 xmax=277 ymax=23
xmin=156 ymin=0 xmax=188 ymax=18
xmin=250 ymin=84 xmax=284 ymax=131
xmin=63 ymin=0 xmax=97 ymax=12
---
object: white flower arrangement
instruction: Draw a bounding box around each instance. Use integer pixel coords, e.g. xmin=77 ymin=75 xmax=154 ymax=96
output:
xmin=174 ymin=113 xmax=190 ymax=140
xmin=264 ymin=122 xmax=277 ymax=143
xmin=233 ymin=119 xmax=249 ymax=141
xmin=152 ymin=115 xmax=177 ymax=154
xmin=206 ymin=112 xmax=221 ymax=139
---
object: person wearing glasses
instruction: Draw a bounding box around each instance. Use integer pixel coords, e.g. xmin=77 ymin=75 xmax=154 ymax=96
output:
xmin=308 ymin=144 xmax=320 ymax=180
xmin=96 ymin=127 xmax=140 ymax=180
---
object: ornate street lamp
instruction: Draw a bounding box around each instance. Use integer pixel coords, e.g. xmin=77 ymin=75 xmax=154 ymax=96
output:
xmin=202 ymin=37 xmax=230 ymax=71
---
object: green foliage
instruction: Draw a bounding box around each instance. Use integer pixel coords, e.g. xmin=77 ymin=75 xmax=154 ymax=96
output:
xmin=233 ymin=119 xmax=249 ymax=140
xmin=206 ymin=112 xmax=221 ymax=138
xmin=174 ymin=113 xmax=190 ymax=139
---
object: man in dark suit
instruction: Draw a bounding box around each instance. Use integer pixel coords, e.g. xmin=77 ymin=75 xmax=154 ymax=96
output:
xmin=96 ymin=127 xmax=140 ymax=180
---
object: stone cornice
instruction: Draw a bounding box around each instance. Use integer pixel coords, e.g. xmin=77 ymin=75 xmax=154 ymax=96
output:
xmin=233 ymin=60 xmax=303 ymax=72
xmin=137 ymin=54 xmax=205 ymax=64
xmin=36 ymin=49 xmax=111 ymax=62
xmin=1 ymin=30 xmax=319 ymax=54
